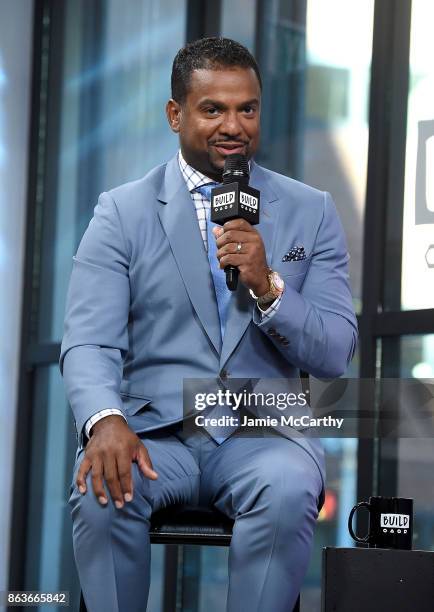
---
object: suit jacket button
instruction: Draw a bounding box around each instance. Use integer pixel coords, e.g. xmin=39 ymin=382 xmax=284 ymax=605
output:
xmin=220 ymin=369 xmax=229 ymax=380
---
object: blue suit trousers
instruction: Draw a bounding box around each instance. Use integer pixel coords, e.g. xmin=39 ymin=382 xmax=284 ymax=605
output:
xmin=69 ymin=424 xmax=324 ymax=612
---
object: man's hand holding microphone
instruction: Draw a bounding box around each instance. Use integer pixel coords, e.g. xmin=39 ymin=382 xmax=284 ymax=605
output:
xmin=210 ymin=153 xmax=283 ymax=306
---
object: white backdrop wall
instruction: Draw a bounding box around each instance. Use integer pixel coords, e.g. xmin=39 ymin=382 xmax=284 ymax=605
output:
xmin=0 ymin=0 xmax=34 ymax=600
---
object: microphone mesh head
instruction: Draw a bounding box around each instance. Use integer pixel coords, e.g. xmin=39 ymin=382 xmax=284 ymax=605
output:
xmin=223 ymin=153 xmax=249 ymax=185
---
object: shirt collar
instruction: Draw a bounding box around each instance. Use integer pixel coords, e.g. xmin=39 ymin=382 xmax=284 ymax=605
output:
xmin=178 ymin=150 xmax=252 ymax=194
xmin=178 ymin=150 xmax=216 ymax=193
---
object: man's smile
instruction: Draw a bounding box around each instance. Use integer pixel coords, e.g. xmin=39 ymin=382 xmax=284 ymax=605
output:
xmin=211 ymin=141 xmax=248 ymax=156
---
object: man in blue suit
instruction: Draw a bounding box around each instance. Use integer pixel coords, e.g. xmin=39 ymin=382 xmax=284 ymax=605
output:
xmin=61 ymin=37 xmax=357 ymax=611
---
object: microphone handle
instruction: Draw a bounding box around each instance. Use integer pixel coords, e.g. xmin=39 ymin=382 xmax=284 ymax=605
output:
xmin=225 ymin=265 xmax=239 ymax=291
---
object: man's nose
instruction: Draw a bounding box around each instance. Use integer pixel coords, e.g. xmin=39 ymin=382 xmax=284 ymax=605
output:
xmin=219 ymin=111 xmax=243 ymax=138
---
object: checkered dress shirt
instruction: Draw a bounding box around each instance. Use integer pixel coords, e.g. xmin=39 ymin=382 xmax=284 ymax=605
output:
xmin=84 ymin=152 xmax=283 ymax=439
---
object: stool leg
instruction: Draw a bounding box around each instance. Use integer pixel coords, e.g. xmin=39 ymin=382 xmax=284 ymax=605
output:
xmin=79 ymin=591 xmax=87 ymax=612
xmin=292 ymin=594 xmax=300 ymax=612
xmin=162 ymin=545 xmax=179 ymax=612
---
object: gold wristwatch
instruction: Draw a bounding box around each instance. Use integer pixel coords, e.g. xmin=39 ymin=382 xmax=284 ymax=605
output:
xmin=249 ymin=269 xmax=285 ymax=306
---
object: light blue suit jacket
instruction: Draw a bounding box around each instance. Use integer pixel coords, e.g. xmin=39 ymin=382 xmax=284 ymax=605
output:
xmin=60 ymin=154 xmax=358 ymax=493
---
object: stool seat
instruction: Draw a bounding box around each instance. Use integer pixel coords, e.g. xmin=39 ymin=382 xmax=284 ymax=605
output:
xmin=150 ymin=504 xmax=234 ymax=546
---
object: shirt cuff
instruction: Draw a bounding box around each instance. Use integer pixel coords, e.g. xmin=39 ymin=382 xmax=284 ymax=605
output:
xmin=84 ymin=408 xmax=127 ymax=439
xmin=256 ymin=293 xmax=283 ymax=322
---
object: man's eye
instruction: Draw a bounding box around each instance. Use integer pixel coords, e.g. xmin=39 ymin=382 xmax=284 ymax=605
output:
xmin=243 ymin=106 xmax=255 ymax=114
xmin=206 ymin=108 xmax=220 ymax=115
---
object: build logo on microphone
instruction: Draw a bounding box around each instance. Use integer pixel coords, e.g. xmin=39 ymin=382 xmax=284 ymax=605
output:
xmin=213 ymin=192 xmax=235 ymax=209
xmin=240 ymin=191 xmax=258 ymax=211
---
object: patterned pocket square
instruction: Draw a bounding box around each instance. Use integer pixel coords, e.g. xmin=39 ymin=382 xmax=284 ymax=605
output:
xmin=282 ymin=246 xmax=306 ymax=262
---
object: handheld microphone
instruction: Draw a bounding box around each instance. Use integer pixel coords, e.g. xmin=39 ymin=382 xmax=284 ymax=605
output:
xmin=210 ymin=154 xmax=260 ymax=291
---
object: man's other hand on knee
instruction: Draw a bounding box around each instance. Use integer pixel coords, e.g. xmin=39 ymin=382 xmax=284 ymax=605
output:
xmin=75 ymin=415 xmax=158 ymax=508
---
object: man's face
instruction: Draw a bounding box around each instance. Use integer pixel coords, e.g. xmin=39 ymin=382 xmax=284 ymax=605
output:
xmin=166 ymin=66 xmax=261 ymax=180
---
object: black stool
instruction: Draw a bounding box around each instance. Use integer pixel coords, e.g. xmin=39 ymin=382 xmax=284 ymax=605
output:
xmin=79 ymin=504 xmax=301 ymax=611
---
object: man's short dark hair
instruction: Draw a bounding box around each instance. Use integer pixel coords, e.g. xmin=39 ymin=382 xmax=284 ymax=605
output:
xmin=171 ymin=37 xmax=262 ymax=104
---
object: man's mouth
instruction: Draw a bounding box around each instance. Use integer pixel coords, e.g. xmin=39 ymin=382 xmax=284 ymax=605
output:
xmin=212 ymin=142 xmax=247 ymax=156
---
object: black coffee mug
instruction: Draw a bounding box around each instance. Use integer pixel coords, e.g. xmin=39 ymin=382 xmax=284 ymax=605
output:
xmin=348 ymin=496 xmax=413 ymax=549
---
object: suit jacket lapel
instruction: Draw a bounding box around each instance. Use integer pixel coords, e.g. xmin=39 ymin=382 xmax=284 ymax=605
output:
xmin=219 ymin=160 xmax=280 ymax=368
xmin=158 ymin=156 xmax=222 ymax=354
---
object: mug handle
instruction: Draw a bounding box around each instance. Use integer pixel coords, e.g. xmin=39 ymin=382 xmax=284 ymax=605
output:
xmin=348 ymin=501 xmax=372 ymax=543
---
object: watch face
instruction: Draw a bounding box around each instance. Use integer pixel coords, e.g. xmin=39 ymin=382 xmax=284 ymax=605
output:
xmin=271 ymin=271 xmax=285 ymax=291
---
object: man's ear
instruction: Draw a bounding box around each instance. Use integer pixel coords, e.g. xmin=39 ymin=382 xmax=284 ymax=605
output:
xmin=166 ymin=99 xmax=182 ymax=133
